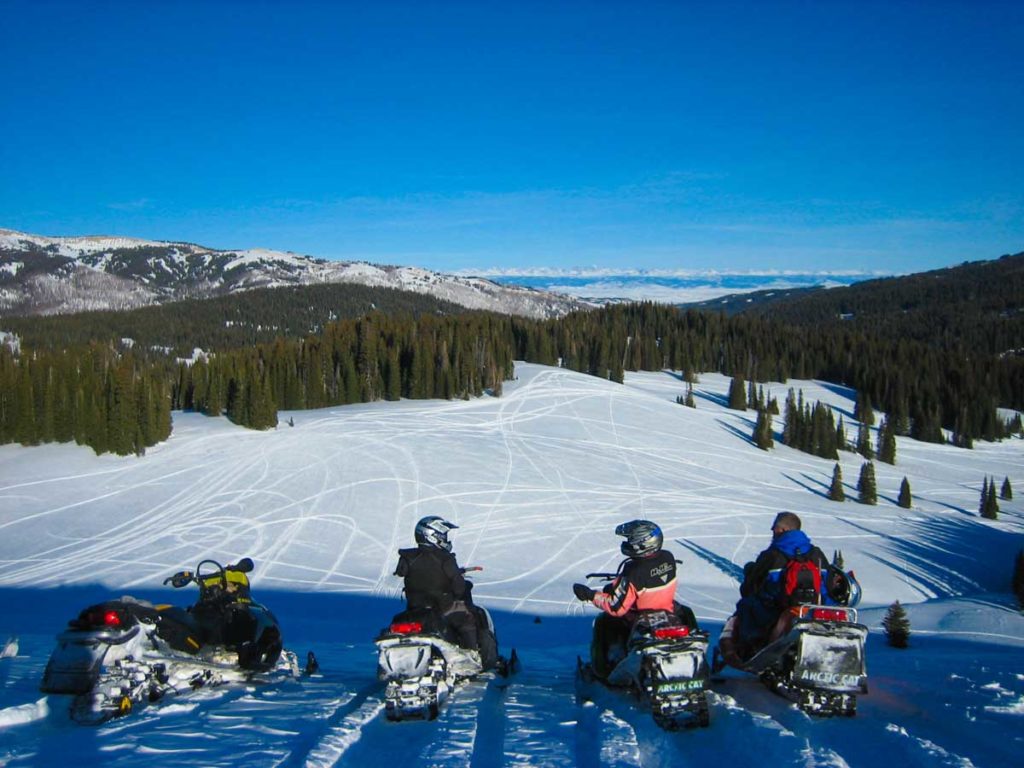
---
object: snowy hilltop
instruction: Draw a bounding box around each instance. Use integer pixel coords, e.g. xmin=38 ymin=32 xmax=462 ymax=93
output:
xmin=0 ymin=228 xmax=583 ymax=318
xmin=0 ymin=363 xmax=1022 ymax=766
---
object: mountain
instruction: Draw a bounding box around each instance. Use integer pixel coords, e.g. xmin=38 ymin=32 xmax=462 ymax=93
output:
xmin=0 ymin=228 xmax=582 ymax=319
xmin=0 ymin=364 xmax=1021 ymax=764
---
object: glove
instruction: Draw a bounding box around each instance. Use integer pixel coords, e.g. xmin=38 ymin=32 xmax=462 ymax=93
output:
xmin=573 ymin=583 xmax=596 ymax=602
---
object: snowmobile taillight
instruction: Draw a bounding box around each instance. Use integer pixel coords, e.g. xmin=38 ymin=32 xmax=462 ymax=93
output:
xmin=389 ymin=622 xmax=423 ymax=635
xmin=79 ymin=607 xmax=125 ymax=629
xmin=809 ymin=608 xmax=848 ymax=622
xmin=653 ymin=626 xmax=690 ymax=639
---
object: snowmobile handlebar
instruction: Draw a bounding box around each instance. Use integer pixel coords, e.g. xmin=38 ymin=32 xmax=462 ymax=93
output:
xmin=163 ymin=558 xmax=255 ymax=589
xmin=585 ymin=572 xmax=617 ymax=581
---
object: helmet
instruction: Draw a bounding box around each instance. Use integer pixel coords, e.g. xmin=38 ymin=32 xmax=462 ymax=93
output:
xmin=616 ymin=520 xmax=663 ymax=558
xmin=415 ymin=516 xmax=458 ymax=552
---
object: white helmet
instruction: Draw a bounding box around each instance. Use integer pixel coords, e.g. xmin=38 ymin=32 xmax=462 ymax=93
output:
xmin=415 ymin=516 xmax=458 ymax=552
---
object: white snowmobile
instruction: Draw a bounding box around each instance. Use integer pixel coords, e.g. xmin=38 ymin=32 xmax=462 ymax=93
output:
xmin=375 ymin=571 xmax=512 ymax=721
xmin=716 ymin=565 xmax=867 ymax=716
xmin=40 ymin=558 xmax=296 ymax=723
xmin=576 ymin=574 xmax=711 ymax=730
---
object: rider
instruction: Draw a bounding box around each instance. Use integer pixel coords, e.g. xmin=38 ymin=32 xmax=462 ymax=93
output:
xmin=572 ymin=520 xmax=693 ymax=678
xmin=724 ymin=511 xmax=830 ymax=663
xmin=394 ymin=516 xmax=480 ymax=656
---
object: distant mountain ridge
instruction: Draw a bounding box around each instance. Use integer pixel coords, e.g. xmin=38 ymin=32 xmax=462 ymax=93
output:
xmin=0 ymin=228 xmax=582 ymax=318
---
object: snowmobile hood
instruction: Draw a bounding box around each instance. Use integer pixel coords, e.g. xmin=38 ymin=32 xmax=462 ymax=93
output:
xmin=771 ymin=530 xmax=814 ymax=558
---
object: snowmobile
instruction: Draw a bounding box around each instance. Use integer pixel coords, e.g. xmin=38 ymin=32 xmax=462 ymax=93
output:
xmin=40 ymin=558 xmax=295 ymax=723
xmin=716 ymin=566 xmax=868 ymax=716
xmin=375 ymin=570 xmax=511 ymax=721
xmin=575 ymin=574 xmax=711 ymax=730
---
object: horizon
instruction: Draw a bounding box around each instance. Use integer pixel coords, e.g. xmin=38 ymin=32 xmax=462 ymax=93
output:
xmin=2 ymin=1 xmax=1022 ymax=275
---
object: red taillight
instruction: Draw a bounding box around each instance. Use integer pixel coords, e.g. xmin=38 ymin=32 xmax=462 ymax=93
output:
xmin=810 ymin=608 xmax=848 ymax=622
xmin=103 ymin=610 xmax=122 ymax=627
xmin=389 ymin=621 xmax=423 ymax=635
xmin=653 ymin=626 xmax=690 ymax=639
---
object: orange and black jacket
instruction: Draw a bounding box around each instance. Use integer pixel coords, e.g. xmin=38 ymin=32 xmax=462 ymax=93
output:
xmin=592 ymin=550 xmax=678 ymax=617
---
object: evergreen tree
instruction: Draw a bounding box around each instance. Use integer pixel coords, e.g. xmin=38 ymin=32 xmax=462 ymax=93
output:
xmin=685 ymin=384 xmax=695 ymax=408
xmin=835 ymin=415 xmax=847 ymax=451
xmin=856 ymin=422 xmax=874 ymax=460
xmin=1001 ymin=476 xmax=1013 ymax=500
xmin=728 ymin=376 xmax=747 ymax=411
xmin=854 ymin=393 xmax=875 ymax=426
xmin=828 ymin=463 xmax=845 ymax=502
xmin=983 ymin=478 xmax=1000 ymax=520
xmin=857 ymin=462 xmax=877 ymax=505
xmin=883 ymin=601 xmax=911 ymax=648
xmin=832 ymin=549 xmax=845 ymax=569
xmin=979 ymin=476 xmax=990 ymax=515
xmin=754 ymin=409 xmax=773 ymax=450
xmin=898 ymin=477 xmax=912 ymax=508
xmin=877 ymin=416 xmax=897 ymax=464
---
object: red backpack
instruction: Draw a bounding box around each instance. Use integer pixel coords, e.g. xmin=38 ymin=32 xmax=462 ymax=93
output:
xmin=782 ymin=552 xmax=822 ymax=605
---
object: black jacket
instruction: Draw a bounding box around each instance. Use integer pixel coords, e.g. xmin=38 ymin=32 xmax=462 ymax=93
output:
xmin=739 ymin=530 xmax=828 ymax=600
xmin=394 ymin=545 xmax=467 ymax=612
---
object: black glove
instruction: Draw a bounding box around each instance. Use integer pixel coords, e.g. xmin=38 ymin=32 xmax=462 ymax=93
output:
xmin=573 ymin=583 xmax=596 ymax=602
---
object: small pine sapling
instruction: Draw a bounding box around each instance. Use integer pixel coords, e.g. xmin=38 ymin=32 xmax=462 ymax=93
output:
xmin=857 ymin=462 xmax=877 ymax=505
xmin=898 ymin=477 xmax=912 ymax=509
xmin=883 ymin=601 xmax=911 ymax=648
xmin=1001 ymin=476 xmax=1013 ymax=501
xmin=828 ymin=463 xmax=845 ymax=502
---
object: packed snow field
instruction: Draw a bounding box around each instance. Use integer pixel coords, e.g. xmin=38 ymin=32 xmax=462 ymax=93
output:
xmin=1 ymin=363 xmax=1022 ymax=766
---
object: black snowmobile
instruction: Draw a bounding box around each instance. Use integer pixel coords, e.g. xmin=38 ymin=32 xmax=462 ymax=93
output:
xmin=40 ymin=558 xmax=294 ymax=723
xmin=375 ymin=570 xmax=512 ymax=721
xmin=716 ymin=564 xmax=868 ymax=716
xmin=576 ymin=573 xmax=711 ymax=730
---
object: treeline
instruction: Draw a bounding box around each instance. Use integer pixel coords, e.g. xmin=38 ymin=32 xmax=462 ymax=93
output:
xmin=172 ymin=312 xmax=516 ymax=429
xmin=747 ymin=252 xmax=1024 ymax=360
xmin=1 ymin=282 xmax=467 ymax=355
xmin=508 ymin=302 xmax=1023 ymax=442
xmin=3 ymin=295 xmax=1022 ymax=455
xmin=0 ymin=344 xmax=171 ymax=456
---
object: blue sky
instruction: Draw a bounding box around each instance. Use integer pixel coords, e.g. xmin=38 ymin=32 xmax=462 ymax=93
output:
xmin=1 ymin=1 xmax=1022 ymax=274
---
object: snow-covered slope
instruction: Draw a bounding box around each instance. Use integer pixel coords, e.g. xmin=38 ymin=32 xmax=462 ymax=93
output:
xmin=0 ymin=228 xmax=582 ymax=318
xmin=0 ymin=364 xmax=1021 ymax=765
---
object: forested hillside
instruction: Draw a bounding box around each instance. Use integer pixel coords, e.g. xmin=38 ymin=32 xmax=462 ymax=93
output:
xmin=0 ymin=283 xmax=465 ymax=355
xmin=3 ymin=257 xmax=1022 ymax=457
xmin=745 ymin=252 xmax=1024 ymax=357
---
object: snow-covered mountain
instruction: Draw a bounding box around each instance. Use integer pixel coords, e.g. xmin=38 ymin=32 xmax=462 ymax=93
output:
xmin=0 ymin=229 xmax=583 ymax=318
xmin=0 ymin=364 xmax=1021 ymax=765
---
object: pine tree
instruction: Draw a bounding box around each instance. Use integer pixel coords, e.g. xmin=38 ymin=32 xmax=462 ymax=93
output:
xmin=829 ymin=463 xmax=845 ymax=502
xmin=856 ymin=422 xmax=874 ymax=460
xmin=835 ymin=415 xmax=847 ymax=451
xmin=832 ymin=550 xmax=845 ymax=569
xmin=898 ymin=477 xmax=912 ymax=508
xmin=685 ymin=384 xmax=695 ymax=408
xmin=979 ymin=477 xmax=990 ymax=516
xmin=877 ymin=416 xmax=897 ymax=464
xmin=728 ymin=376 xmax=747 ymax=411
xmin=857 ymin=462 xmax=877 ymax=505
xmin=983 ymin=478 xmax=1000 ymax=520
xmin=883 ymin=601 xmax=911 ymax=648
xmin=754 ymin=409 xmax=773 ymax=450
xmin=1002 ymin=476 xmax=1013 ymax=501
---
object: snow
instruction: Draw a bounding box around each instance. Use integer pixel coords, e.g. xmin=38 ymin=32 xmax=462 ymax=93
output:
xmin=0 ymin=363 xmax=1022 ymax=765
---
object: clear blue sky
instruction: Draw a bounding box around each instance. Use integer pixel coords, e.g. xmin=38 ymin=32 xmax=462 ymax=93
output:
xmin=2 ymin=1 xmax=1022 ymax=273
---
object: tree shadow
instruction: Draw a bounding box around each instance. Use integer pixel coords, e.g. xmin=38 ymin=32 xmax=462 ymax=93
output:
xmin=839 ymin=516 xmax=1021 ymax=598
xmin=783 ymin=472 xmax=832 ymax=501
xmin=716 ymin=418 xmax=756 ymax=446
xmin=696 ymin=390 xmax=729 ymax=408
xmin=674 ymin=539 xmax=745 ymax=583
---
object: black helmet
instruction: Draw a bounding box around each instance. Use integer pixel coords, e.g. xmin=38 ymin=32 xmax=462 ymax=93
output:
xmin=415 ymin=516 xmax=458 ymax=552
xmin=616 ymin=520 xmax=663 ymax=558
